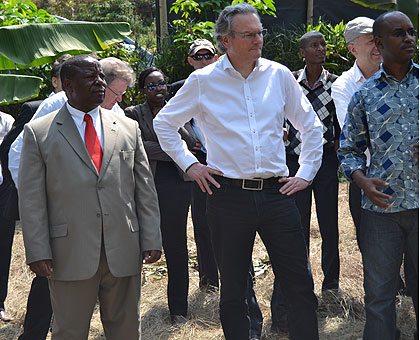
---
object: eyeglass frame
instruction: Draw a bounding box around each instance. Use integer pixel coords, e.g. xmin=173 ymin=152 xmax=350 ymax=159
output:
xmin=107 ymin=86 xmax=126 ymax=98
xmin=190 ymin=53 xmax=215 ymax=61
xmin=145 ymin=80 xmax=167 ymax=92
xmin=231 ymin=28 xmax=267 ymax=40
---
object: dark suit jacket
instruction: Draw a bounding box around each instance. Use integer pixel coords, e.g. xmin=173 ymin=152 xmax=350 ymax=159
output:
xmin=167 ymin=79 xmax=186 ymax=100
xmin=0 ymin=100 xmax=42 ymax=220
xmin=124 ymin=101 xmax=196 ymax=181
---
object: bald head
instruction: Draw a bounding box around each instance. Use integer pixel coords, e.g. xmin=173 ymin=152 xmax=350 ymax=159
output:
xmin=300 ymin=31 xmax=325 ymax=49
xmin=373 ymin=11 xmax=411 ymax=37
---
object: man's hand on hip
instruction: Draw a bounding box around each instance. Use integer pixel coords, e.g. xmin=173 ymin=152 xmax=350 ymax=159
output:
xmin=352 ymin=170 xmax=392 ymax=210
xmin=29 ymin=260 xmax=53 ymax=278
xmin=143 ymin=250 xmax=162 ymax=264
xmin=278 ymin=177 xmax=311 ymax=195
xmin=186 ymin=163 xmax=223 ymax=195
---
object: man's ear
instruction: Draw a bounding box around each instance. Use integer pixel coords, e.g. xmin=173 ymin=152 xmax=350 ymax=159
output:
xmin=221 ymin=35 xmax=230 ymax=50
xmin=348 ymin=43 xmax=357 ymax=57
xmin=187 ymin=57 xmax=194 ymax=67
xmin=299 ymin=48 xmax=305 ymax=59
xmin=62 ymin=78 xmax=72 ymax=94
xmin=374 ymin=36 xmax=383 ymax=52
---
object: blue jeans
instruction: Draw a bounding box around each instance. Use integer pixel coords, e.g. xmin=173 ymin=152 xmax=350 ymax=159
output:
xmin=207 ymin=181 xmax=318 ymax=340
xmin=360 ymin=209 xmax=419 ymax=340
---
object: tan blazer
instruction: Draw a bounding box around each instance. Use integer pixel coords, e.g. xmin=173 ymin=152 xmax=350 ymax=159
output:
xmin=18 ymin=105 xmax=162 ymax=281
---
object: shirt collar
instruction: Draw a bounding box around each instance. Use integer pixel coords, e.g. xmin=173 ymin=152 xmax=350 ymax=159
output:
xmin=222 ymin=54 xmax=263 ymax=78
xmin=297 ymin=66 xmax=329 ymax=88
xmin=352 ymin=61 xmax=367 ymax=83
xmin=66 ymin=102 xmax=100 ymax=128
xmin=377 ymin=60 xmax=419 ymax=82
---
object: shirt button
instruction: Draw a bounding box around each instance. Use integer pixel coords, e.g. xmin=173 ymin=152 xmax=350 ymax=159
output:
xmin=247 ymin=96 xmax=250 ymax=100
xmin=255 ymin=146 xmax=258 ymax=151
xmin=96 ymin=213 xmax=101 ymax=218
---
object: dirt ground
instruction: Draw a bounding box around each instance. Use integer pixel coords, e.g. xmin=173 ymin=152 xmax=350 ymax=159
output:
xmin=0 ymin=183 xmax=416 ymax=339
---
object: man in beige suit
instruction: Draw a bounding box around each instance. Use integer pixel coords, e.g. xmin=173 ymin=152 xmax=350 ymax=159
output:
xmin=18 ymin=55 xmax=162 ymax=340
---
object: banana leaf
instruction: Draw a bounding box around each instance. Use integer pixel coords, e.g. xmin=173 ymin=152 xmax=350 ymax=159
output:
xmin=0 ymin=22 xmax=131 ymax=70
xmin=0 ymin=74 xmax=42 ymax=105
xmin=350 ymin=0 xmax=418 ymax=28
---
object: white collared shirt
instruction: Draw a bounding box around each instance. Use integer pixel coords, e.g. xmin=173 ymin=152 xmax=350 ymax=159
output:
xmin=8 ymin=91 xmax=122 ymax=187
xmin=66 ymin=102 xmax=103 ymax=148
xmin=331 ymin=60 xmax=372 ymax=166
xmin=154 ymin=56 xmax=323 ymax=181
xmin=331 ymin=61 xmax=367 ymax=128
xmin=0 ymin=112 xmax=15 ymax=185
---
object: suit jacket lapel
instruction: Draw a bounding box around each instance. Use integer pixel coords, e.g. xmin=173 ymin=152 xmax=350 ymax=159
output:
xmin=99 ymin=108 xmax=118 ymax=178
xmin=56 ymin=105 xmax=98 ymax=175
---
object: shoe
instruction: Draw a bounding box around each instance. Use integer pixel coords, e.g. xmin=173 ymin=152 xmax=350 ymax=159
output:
xmin=322 ymin=287 xmax=343 ymax=302
xmin=271 ymin=320 xmax=288 ymax=333
xmin=0 ymin=309 xmax=13 ymax=322
xmin=170 ymin=314 xmax=187 ymax=326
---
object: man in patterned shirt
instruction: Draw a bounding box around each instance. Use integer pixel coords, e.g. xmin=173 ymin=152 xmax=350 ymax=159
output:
xmin=338 ymin=11 xmax=418 ymax=340
xmin=270 ymin=30 xmax=341 ymax=333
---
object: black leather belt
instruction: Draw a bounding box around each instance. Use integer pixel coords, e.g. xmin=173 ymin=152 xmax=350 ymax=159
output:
xmin=213 ymin=175 xmax=284 ymax=191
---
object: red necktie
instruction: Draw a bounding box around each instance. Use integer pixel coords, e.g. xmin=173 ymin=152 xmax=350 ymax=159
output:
xmin=84 ymin=114 xmax=103 ymax=173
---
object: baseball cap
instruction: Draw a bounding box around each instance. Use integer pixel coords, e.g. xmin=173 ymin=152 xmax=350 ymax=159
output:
xmin=188 ymin=39 xmax=216 ymax=56
xmin=344 ymin=17 xmax=375 ymax=44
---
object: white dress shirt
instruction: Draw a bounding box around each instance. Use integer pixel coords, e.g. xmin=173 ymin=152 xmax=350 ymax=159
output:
xmin=66 ymin=103 xmax=103 ymax=148
xmin=8 ymin=91 xmax=122 ymax=187
xmin=331 ymin=60 xmax=371 ymax=165
xmin=0 ymin=112 xmax=15 ymax=185
xmin=154 ymin=56 xmax=323 ymax=181
xmin=331 ymin=61 xmax=367 ymax=128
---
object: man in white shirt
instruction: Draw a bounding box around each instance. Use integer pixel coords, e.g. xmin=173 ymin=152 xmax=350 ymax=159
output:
xmin=331 ymin=17 xmax=381 ymax=249
xmin=8 ymin=57 xmax=134 ymax=186
xmin=154 ymin=3 xmax=323 ymax=339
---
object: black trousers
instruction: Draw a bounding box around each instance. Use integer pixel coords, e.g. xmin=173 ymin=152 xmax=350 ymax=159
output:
xmin=207 ymin=181 xmax=318 ymax=340
xmin=0 ymin=182 xmax=15 ymax=311
xmin=155 ymin=161 xmax=191 ymax=316
xmin=18 ymin=276 xmax=52 ymax=340
xmin=287 ymin=148 xmax=340 ymax=290
xmin=349 ymin=180 xmax=362 ymax=249
xmin=191 ymin=181 xmax=219 ymax=288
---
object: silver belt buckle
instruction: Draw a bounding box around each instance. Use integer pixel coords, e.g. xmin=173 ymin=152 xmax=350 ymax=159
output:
xmin=241 ymin=178 xmax=263 ymax=191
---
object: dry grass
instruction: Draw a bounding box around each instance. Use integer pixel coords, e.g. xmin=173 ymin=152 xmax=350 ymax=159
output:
xmin=0 ymin=183 xmax=416 ymax=339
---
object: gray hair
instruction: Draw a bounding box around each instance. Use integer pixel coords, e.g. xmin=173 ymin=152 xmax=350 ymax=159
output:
xmin=214 ymin=3 xmax=260 ymax=54
xmin=99 ymin=57 xmax=136 ymax=88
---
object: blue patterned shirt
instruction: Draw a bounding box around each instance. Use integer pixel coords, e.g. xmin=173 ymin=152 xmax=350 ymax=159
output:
xmin=338 ymin=62 xmax=419 ymax=213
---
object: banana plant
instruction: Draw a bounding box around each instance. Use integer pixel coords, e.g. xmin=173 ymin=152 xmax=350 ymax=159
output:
xmin=350 ymin=0 xmax=419 ymax=27
xmin=0 ymin=21 xmax=130 ymax=104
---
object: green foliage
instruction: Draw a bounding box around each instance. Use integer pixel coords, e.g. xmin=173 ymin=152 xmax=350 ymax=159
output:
xmin=157 ymin=0 xmax=276 ymax=82
xmin=258 ymin=19 xmax=353 ymax=75
xmin=0 ymin=0 xmax=59 ymax=26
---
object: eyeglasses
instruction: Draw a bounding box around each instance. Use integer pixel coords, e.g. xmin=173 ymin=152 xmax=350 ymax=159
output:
xmin=145 ymin=81 xmax=167 ymax=92
xmin=191 ymin=53 xmax=214 ymax=61
xmin=107 ymin=86 xmax=126 ymax=98
xmin=231 ymin=29 xmax=267 ymax=40
xmin=389 ymin=28 xmax=417 ymax=38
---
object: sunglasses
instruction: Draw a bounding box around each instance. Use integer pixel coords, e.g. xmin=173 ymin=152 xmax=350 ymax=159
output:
xmin=191 ymin=53 xmax=215 ymax=61
xmin=145 ymin=81 xmax=167 ymax=92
